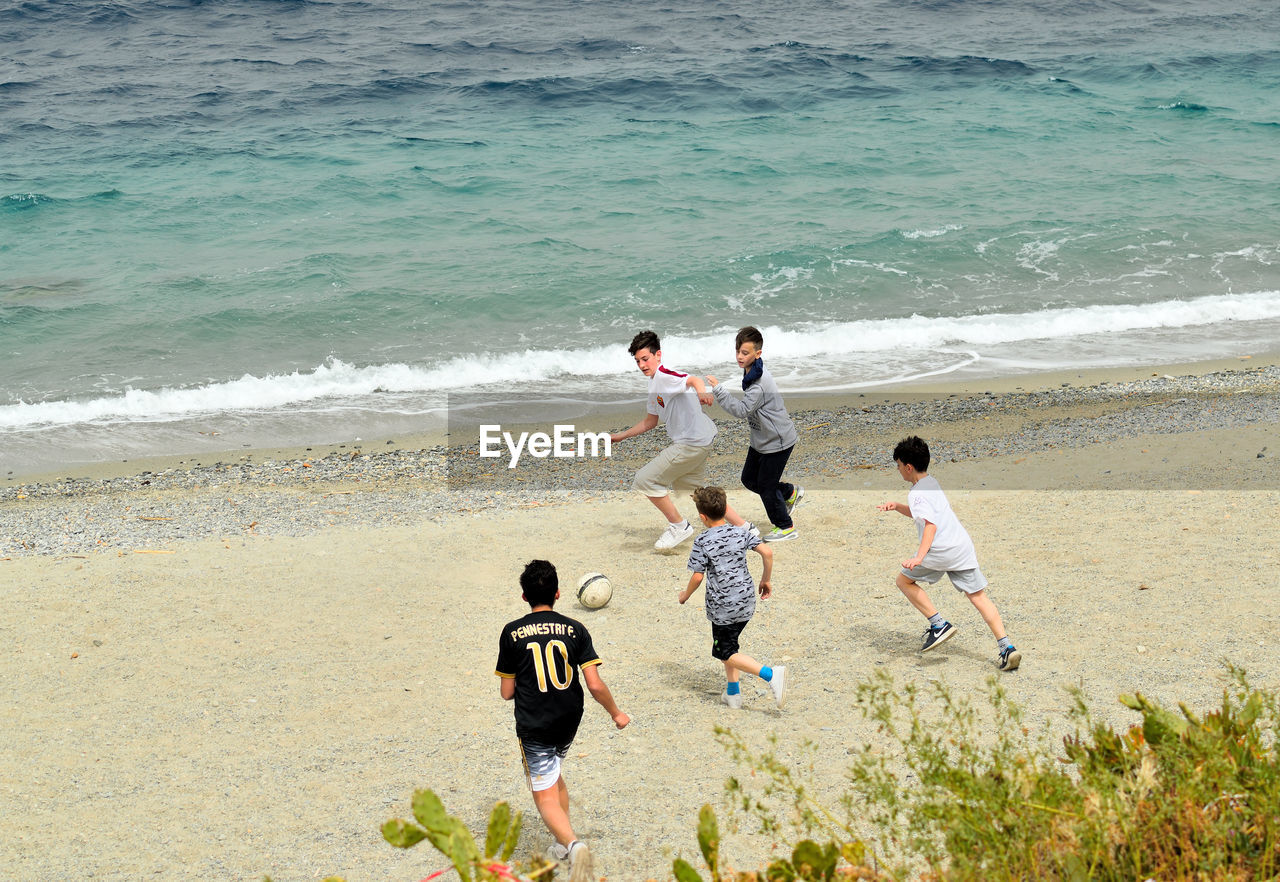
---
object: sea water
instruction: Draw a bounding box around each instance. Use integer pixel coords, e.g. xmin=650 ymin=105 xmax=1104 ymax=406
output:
xmin=3 ymin=0 xmax=1280 ymax=474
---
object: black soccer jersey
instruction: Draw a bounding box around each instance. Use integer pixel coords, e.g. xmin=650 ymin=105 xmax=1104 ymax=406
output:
xmin=495 ymin=610 xmax=601 ymax=745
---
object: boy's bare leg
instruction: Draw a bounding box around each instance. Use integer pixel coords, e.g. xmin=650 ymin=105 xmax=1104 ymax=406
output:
xmin=723 ymin=659 xmax=740 ymax=684
xmin=895 ymin=572 xmax=938 ymax=618
xmin=726 ymin=653 xmax=762 ymax=678
xmin=532 ymin=776 xmax=576 ymax=846
xmin=966 ymin=589 xmax=1007 ymax=640
xmin=647 ymin=493 xmax=684 ymax=524
xmin=724 ymin=502 xmax=747 ymax=527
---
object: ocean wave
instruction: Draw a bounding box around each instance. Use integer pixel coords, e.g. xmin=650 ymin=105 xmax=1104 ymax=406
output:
xmin=5 ymin=292 xmax=1279 ymax=432
xmin=0 ymin=360 xmax=441 ymax=431
xmin=1 ymin=189 xmax=121 ymax=213
xmin=901 ymin=224 xmax=962 ymax=240
xmin=750 ymin=291 xmax=1280 ymax=356
xmin=2 ymin=193 xmax=56 ymax=211
xmin=1156 ymin=100 xmax=1210 ymax=113
xmin=893 ymin=55 xmax=1038 ymax=79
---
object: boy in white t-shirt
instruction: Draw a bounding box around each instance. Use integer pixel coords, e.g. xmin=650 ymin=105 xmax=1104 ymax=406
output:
xmin=610 ymin=330 xmax=758 ymax=551
xmin=877 ymin=436 xmax=1021 ymax=671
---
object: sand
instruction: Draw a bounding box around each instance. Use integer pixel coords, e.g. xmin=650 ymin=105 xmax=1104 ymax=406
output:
xmin=3 ymin=359 xmax=1279 ymax=881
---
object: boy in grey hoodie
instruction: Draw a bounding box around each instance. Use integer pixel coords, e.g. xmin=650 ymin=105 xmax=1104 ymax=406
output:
xmin=707 ymin=326 xmax=804 ymax=541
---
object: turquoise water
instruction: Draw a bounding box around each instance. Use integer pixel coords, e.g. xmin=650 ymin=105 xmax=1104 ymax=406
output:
xmin=3 ymin=1 xmax=1280 ymax=472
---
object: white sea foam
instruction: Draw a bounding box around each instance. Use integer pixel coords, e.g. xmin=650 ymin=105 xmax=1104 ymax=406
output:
xmin=901 ymin=223 xmax=962 ymax=239
xmin=3 ymin=291 xmax=1279 ymax=432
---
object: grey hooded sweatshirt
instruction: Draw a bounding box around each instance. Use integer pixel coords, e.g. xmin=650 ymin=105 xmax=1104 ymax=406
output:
xmin=711 ymin=363 xmax=798 ymax=454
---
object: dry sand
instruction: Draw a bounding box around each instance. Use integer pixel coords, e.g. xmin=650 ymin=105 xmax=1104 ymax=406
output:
xmin=3 ymin=359 xmax=1279 ymax=881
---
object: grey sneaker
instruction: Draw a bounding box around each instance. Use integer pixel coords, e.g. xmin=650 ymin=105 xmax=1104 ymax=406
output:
xmin=920 ymin=621 xmax=956 ymax=652
xmin=654 ymin=519 xmax=695 ymax=550
xmin=763 ymin=526 xmax=798 ymax=542
xmin=567 ymin=840 xmax=593 ymax=882
xmin=768 ymin=666 xmax=787 ymax=708
xmin=785 ymin=485 xmax=805 ymax=515
xmin=743 ymin=521 xmax=762 ymax=540
xmin=720 ymin=690 xmax=743 ymax=709
xmin=547 ymin=842 xmax=570 ymax=863
xmin=997 ymin=645 xmax=1022 ymax=671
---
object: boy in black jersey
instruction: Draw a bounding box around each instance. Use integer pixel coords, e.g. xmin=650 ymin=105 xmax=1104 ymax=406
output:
xmin=496 ymin=560 xmax=629 ymax=882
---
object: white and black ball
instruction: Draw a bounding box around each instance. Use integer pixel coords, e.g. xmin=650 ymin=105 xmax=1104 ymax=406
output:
xmin=576 ymin=572 xmax=613 ymax=610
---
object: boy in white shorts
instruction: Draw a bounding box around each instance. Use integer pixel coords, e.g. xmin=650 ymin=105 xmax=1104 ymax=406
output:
xmin=496 ymin=560 xmax=630 ymax=880
xmin=877 ymin=436 xmax=1022 ymax=671
xmin=610 ymin=330 xmax=758 ymax=551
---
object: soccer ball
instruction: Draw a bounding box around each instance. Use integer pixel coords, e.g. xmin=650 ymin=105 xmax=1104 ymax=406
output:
xmin=576 ymin=572 xmax=613 ymax=610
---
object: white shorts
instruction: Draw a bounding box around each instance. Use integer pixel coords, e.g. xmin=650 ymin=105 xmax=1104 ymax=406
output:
xmin=519 ymin=739 xmax=570 ymax=792
xmin=901 ymin=564 xmax=988 ymax=595
xmin=632 ymin=442 xmax=711 ymax=497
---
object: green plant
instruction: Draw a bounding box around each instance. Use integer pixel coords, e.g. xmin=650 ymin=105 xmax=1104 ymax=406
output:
xmin=383 ymin=788 xmax=551 ymax=881
xmin=717 ymin=665 xmax=1280 ymax=881
xmin=672 ymin=801 xmax=890 ymax=882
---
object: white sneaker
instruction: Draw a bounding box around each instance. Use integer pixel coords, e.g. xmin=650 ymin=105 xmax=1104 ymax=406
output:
xmin=743 ymin=521 xmax=762 ymax=540
xmin=567 ymin=840 xmax=593 ymax=882
xmin=785 ymin=486 xmax=805 ymax=515
xmin=547 ymin=842 xmax=570 ymax=863
xmin=763 ymin=526 xmax=798 ymax=542
xmin=654 ymin=520 xmax=695 ymax=550
xmin=720 ymin=690 xmax=743 ymax=709
xmin=768 ymin=666 xmax=788 ymax=708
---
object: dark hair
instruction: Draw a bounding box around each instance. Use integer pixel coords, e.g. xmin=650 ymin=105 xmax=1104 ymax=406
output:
xmin=692 ymin=485 xmax=727 ymax=520
xmin=629 ymin=330 xmax=660 ymax=356
xmin=735 ymin=326 xmax=764 ymax=350
xmin=893 ymin=436 xmax=930 ymax=472
xmin=520 ymin=559 xmax=559 ymax=607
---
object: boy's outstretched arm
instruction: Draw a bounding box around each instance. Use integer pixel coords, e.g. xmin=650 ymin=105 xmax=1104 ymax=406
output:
xmin=754 ymin=543 xmax=774 ymax=598
xmin=610 ymin=412 xmax=659 ymax=443
xmin=711 ymin=380 xmax=762 ymax=419
xmin=877 ymin=500 xmax=913 ymax=517
xmin=903 ymin=521 xmax=937 ymax=569
xmin=678 ymin=571 xmax=704 ymax=604
xmin=582 ymin=665 xmax=630 ymax=729
xmin=685 ymin=374 xmax=713 ymax=406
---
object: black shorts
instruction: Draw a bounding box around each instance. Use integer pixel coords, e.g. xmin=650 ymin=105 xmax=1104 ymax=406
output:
xmin=710 ymin=620 xmax=749 ymax=661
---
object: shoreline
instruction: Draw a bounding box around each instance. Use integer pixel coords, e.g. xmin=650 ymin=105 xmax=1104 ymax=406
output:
xmin=2 ymin=357 xmax=1277 ymax=557
xmin=4 ymin=351 xmax=1276 ymax=488
xmin=4 ymin=351 xmax=1275 ymax=484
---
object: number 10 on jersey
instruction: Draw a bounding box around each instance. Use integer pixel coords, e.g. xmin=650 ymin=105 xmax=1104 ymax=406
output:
xmin=527 ymin=640 xmax=573 ymax=691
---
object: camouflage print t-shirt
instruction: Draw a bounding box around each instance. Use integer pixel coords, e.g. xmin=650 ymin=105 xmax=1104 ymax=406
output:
xmin=686 ymin=524 xmax=760 ymax=625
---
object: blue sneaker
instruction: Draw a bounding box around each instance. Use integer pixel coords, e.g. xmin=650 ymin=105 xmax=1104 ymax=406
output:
xmin=997 ymin=645 xmax=1022 ymax=671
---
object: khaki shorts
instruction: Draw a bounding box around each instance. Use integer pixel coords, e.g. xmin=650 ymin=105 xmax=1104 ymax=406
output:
xmin=633 ymin=442 xmax=711 ymax=497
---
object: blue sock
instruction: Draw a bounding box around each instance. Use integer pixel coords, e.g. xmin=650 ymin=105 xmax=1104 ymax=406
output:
xmin=759 ymin=666 xmax=773 ymax=682
xmin=726 ymin=681 xmax=741 ymax=695
xmin=998 ymin=636 xmax=1013 ymax=651
xmin=927 ymin=613 xmax=945 ymax=629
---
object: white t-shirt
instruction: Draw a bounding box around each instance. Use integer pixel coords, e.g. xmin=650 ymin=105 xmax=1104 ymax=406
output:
xmin=907 ymin=475 xmax=979 ymax=571
xmin=647 ymin=365 xmax=716 ymax=447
